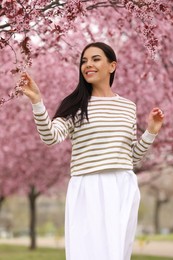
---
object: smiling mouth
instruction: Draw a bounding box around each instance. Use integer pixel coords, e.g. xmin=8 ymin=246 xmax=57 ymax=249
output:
xmin=86 ymin=71 xmax=97 ymax=75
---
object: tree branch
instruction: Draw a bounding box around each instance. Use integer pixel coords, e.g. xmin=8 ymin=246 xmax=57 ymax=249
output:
xmin=81 ymin=0 xmax=124 ymax=10
xmin=39 ymin=0 xmax=64 ymax=12
xmin=0 ymin=0 xmax=158 ymax=30
xmin=0 ymin=23 xmax=10 ymax=29
xmin=0 ymin=0 xmax=64 ymax=30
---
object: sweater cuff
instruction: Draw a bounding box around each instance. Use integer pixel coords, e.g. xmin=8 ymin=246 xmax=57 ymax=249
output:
xmin=142 ymin=129 xmax=157 ymax=143
xmin=32 ymin=100 xmax=45 ymax=114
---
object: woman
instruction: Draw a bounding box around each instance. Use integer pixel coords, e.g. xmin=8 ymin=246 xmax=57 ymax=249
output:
xmin=20 ymin=42 xmax=164 ymax=260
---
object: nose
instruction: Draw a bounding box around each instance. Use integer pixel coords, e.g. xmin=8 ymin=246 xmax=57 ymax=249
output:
xmin=86 ymin=60 xmax=93 ymax=68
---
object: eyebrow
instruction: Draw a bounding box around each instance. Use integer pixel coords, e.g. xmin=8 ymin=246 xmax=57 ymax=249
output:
xmin=82 ymin=55 xmax=101 ymax=60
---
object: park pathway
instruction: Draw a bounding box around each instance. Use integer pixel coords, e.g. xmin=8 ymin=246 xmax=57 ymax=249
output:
xmin=133 ymin=240 xmax=173 ymax=257
xmin=0 ymin=237 xmax=173 ymax=257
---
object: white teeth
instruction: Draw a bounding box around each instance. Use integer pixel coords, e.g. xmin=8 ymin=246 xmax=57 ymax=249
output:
xmin=86 ymin=71 xmax=96 ymax=75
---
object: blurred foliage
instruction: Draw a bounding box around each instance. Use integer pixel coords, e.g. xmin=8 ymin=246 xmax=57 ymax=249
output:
xmin=138 ymin=201 xmax=149 ymax=222
xmin=37 ymin=222 xmax=56 ymax=236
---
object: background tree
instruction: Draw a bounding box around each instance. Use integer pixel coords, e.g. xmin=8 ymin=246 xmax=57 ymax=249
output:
xmin=0 ymin=49 xmax=74 ymax=249
xmin=138 ymin=165 xmax=173 ymax=233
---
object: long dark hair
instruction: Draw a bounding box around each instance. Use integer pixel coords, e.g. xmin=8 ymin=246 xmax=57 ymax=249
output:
xmin=53 ymin=42 xmax=117 ymax=125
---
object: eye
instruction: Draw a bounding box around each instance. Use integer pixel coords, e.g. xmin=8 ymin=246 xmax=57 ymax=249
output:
xmin=81 ymin=60 xmax=87 ymax=65
xmin=93 ymin=58 xmax=100 ymax=62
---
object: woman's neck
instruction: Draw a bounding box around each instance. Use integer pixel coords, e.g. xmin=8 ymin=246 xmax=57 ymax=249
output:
xmin=91 ymin=87 xmax=115 ymax=97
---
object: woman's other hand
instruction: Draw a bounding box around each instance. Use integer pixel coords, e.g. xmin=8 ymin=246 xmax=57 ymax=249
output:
xmin=147 ymin=107 xmax=164 ymax=134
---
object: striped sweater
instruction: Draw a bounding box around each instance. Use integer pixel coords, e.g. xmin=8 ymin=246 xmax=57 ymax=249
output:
xmin=32 ymin=95 xmax=156 ymax=176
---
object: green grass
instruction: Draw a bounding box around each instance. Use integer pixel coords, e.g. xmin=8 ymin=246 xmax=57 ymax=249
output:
xmin=132 ymin=257 xmax=173 ymax=260
xmin=0 ymin=245 xmax=65 ymax=260
xmin=137 ymin=234 xmax=173 ymax=242
xmin=0 ymin=245 xmax=173 ymax=260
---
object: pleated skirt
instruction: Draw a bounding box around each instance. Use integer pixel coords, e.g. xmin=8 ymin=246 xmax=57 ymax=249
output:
xmin=65 ymin=170 xmax=140 ymax=260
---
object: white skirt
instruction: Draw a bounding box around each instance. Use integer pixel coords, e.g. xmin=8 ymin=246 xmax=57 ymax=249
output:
xmin=65 ymin=170 xmax=140 ymax=260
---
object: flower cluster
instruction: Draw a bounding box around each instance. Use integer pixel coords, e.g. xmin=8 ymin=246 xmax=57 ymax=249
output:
xmin=0 ymin=81 xmax=24 ymax=108
xmin=123 ymin=0 xmax=171 ymax=55
xmin=0 ymin=0 xmax=85 ymax=57
xmin=64 ymin=0 xmax=85 ymax=21
xmin=0 ymin=0 xmax=87 ymax=105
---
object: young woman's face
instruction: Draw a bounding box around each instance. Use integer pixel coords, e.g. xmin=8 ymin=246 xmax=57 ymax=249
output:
xmin=81 ymin=47 xmax=116 ymax=86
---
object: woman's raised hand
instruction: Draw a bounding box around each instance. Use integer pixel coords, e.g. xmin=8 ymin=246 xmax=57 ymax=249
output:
xmin=147 ymin=107 xmax=164 ymax=134
xmin=19 ymin=72 xmax=42 ymax=104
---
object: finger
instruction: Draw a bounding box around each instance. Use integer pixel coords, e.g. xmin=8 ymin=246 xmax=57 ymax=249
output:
xmin=152 ymin=110 xmax=160 ymax=116
xmin=19 ymin=78 xmax=28 ymax=87
xmin=152 ymin=108 xmax=164 ymax=115
xmin=152 ymin=107 xmax=160 ymax=110
xmin=157 ymin=109 xmax=164 ymax=115
xmin=21 ymin=71 xmax=28 ymax=77
xmin=159 ymin=112 xmax=165 ymax=118
xmin=15 ymin=86 xmax=23 ymax=92
xmin=154 ymin=111 xmax=165 ymax=119
xmin=24 ymin=72 xmax=32 ymax=81
xmin=21 ymin=72 xmax=31 ymax=82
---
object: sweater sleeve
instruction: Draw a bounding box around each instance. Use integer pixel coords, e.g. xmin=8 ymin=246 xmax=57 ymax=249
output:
xmin=32 ymin=100 xmax=74 ymax=146
xmin=132 ymin=109 xmax=157 ymax=165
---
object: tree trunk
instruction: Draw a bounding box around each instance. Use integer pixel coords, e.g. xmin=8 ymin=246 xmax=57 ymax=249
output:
xmin=154 ymin=196 xmax=169 ymax=234
xmin=154 ymin=198 xmax=161 ymax=234
xmin=0 ymin=196 xmax=5 ymax=213
xmin=28 ymin=186 xmax=38 ymax=250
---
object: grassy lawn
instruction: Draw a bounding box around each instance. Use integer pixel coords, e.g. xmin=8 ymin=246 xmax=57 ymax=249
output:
xmin=132 ymin=257 xmax=173 ymax=260
xmin=0 ymin=245 xmax=64 ymax=260
xmin=0 ymin=245 xmax=173 ymax=260
xmin=137 ymin=234 xmax=173 ymax=242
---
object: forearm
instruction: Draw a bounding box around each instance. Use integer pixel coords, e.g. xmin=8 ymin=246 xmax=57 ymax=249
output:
xmin=32 ymin=101 xmax=68 ymax=146
xmin=132 ymin=129 xmax=157 ymax=165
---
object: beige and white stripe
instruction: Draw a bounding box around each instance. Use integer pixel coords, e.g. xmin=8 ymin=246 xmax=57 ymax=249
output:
xmin=32 ymin=95 xmax=156 ymax=176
